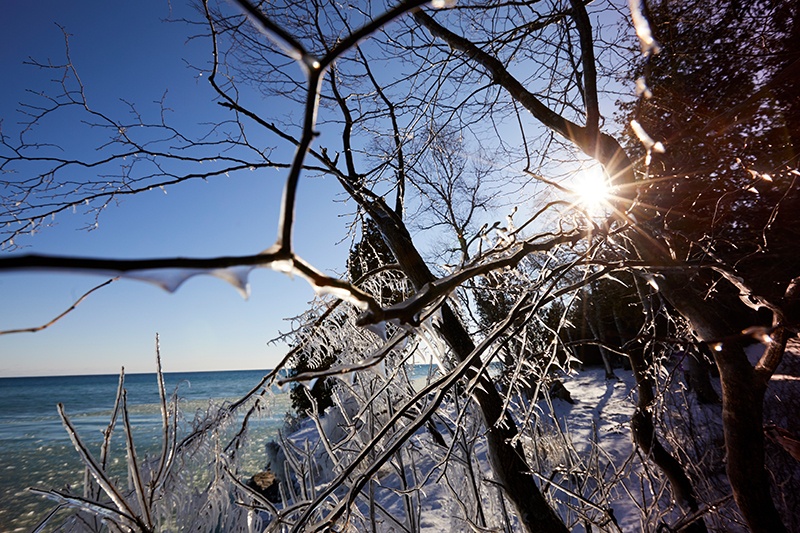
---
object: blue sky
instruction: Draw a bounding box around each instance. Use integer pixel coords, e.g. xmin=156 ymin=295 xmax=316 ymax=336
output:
xmin=0 ymin=1 xmax=352 ymax=376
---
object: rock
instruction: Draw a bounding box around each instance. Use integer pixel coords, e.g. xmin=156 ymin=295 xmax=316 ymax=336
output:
xmin=247 ymin=470 xmax=281 ymax=503
xmin=550 ymin=379 xmax=575 ymax=404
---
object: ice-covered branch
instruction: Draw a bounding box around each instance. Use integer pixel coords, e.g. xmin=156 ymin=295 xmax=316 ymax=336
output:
xmin=355 ymin=229 xmax=585 ymax=326
xmin=0 ymin=249 xmax=389 ymax=318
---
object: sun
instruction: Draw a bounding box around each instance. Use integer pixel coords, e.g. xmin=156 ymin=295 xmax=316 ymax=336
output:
xmin=572 ymin=165 xmax=611 ymax=214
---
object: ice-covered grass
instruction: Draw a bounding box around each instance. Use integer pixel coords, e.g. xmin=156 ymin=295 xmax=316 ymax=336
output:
xmin=266 ymin=366 xmax=640 ymax=532
xmin=26 ymin=340 xmax=800 ymax=531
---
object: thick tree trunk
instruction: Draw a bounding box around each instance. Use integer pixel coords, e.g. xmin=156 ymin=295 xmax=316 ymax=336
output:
xmin=655 ymin=276 xmax=788 ymax=533
xmin=366 ymin=203 xmax=568 ymax=533
xmin=685 ymin=346 xmax=720 ymax=405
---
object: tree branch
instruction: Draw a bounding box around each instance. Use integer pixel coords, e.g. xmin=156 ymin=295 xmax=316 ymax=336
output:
xmin=0 ymin=277 xmax=117 ymax=335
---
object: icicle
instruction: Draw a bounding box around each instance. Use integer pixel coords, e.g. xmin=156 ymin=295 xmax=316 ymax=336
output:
xmin=123 ymin=269 xmax=206 ymax=293
xmin=635 ymin=77 xmax=653 ymax=99
xmin=365 ymin=321 xmax=387 ymax=341
xmin=335 ymin=371 xmax=356 ymax=386
xmin=210 ymin=266 xmax=253 ymax=299
xmin=495 ymin=228 xmax=514 ymax=245
xmin=370 ymin=359 xmax=387 ymax=378
xmin=313 ymin=283 xmax=370 ymax=311
xmin=122 ymin=267 xmax=253 ymax=298
xmin=629 ymin=0 xmax=661 ymax=56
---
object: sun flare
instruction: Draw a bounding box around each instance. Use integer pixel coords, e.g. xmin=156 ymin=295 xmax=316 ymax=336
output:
xmin=572 ymin=165 xmax=611 ymax=214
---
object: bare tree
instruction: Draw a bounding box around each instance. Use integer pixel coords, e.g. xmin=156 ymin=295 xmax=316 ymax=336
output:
xmin=2 ymin=0 xmax=799 ymax=531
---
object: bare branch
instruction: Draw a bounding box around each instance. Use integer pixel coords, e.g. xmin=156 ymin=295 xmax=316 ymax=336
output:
xmin=0 ymin=277 xmax=117 ymax=335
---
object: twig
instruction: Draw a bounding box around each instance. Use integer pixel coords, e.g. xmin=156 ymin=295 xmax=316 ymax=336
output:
xmin=0 ymin=277 xmax=117 ymax=335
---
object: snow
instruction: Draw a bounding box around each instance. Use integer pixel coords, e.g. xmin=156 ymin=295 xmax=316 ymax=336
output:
xmin=266 ymin=366 xmax=641 ymax=532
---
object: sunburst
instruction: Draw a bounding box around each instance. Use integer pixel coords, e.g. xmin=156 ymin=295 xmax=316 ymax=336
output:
xmin=571 ymin=165 xmax=611 ymax=214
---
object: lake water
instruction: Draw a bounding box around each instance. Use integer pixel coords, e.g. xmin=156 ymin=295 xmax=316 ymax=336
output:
xmin=0 ymin=369 xmax=289 ymax=532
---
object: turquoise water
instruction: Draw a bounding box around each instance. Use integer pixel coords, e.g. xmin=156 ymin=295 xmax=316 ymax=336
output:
xmin=0 ymin=369 xmax=289 ymax=532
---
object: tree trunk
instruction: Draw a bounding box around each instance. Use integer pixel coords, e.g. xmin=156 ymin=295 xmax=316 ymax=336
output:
xmin=628 ymin=349 xmax=708 ymax=532
xmin=685 ymin=345 xmax=720 ymax=405
xmin=631 ymin=278 xmax=708 ymax=532
xmin=585 ymin=306 xmax=617 ymax=380
xmin=366 ymin=202 xmax=568 ymax=533
xmin=655 ymin=276 xmax=788 ymax=533
xmin=439 ymin=305 xmax=568 ymax=532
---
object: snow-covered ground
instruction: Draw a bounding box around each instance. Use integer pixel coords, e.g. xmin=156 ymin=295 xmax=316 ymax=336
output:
xmin=265 ymin=367 xmax=642 ymax=532
xmin=261 ymin=345 xmax=800 ymax=532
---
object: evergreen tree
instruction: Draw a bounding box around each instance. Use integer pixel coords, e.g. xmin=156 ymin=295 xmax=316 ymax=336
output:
xmin=289 ymin=217 xmax=401 ymax=418
xmin=625 ymin=0 xmax=800 ymax=304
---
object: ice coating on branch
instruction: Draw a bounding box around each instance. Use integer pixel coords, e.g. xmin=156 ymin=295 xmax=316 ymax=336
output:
xmin=236 ymin=3 xmax=304 ymax=63
xmin=270 ymin=259 xmax=295 ymax=275
xmin=630 ymin=120 xmax=664 ymax=152
xmin=418 ymin=322 xmax=448 ymax=369
xmin=641 ymin=272 xmax=662 ymax=291
xmin=630 ymin=120 xmax=665 ymax=165
xmin=335 ymin=371 xmax=356 ymax=386
xmin=426 ymin=307 xmax=444 ymax=328
xmin=495 ymin=228 xmax=513 ymax=246
xmin=122 ymin=269 xmax=208 ymax=292
xmin=629 ymin=0 xmax=661 ymax=56
xmin=210 ymin=266 xmax=253 ymax=298
xmin=269 ymin=256 xmax=374 ymax=310
xmin=313 ymin=283 xmax=370 ymax=311
xmin=123 ymin=266 xmax=253 ymax=298
xmin=635 ymin=77 xmax=653 ymax=99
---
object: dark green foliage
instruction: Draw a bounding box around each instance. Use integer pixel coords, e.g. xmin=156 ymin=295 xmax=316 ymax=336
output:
xmin=622 ymin=0 xmax=800 ymax=314
xmin=347 ymin=217 xmax=410 ymax=336
xmin=347 ymin=219 xmax=396 ymax=284
xmin=472 ymin=264 xmax=575 ymax=385
xmin=473 ymin=270 xmax=521 ymax=332
xmin=288 ymin=346 xmax=337 ymax=416
xmin=289 ymin=218 xmax=401 ymax=418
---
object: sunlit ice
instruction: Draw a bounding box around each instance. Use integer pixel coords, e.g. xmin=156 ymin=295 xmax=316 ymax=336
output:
xmin=571 ymin=164 xmax=611 ymax=214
